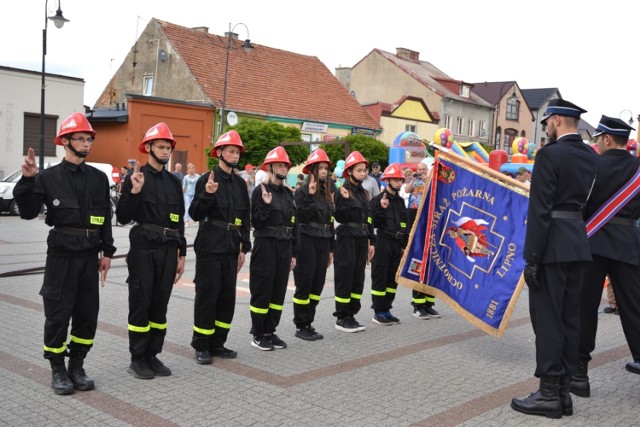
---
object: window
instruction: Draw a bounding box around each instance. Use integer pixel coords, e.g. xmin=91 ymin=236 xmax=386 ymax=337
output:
xmin=444 ymin=115 xmax=452 ymax=130
xmin=405 ymin=124 xmax=416 ymax=133
xmin=495 ymin=127 xmax=502 ymax=150
xmin=479 ymin=121 xmax=486 ymax=137
xmin=23 ymin=113 xmax=57 ymax=157
xmin=143 ymin=76 xmax=154 ymax=96
xmin=506 ymin=98 xmax=519 ymax=120
xmin=455 ymin=117 xmax=463 ymax=134
xmin=460 ymin=84 xmax=470 ymax=98
xmin=467 ymin=119 xmax=474 ymax=136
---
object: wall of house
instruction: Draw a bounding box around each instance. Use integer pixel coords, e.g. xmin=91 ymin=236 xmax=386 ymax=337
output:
xmin=89 ymin=97 xmax=214 ymax=174
xmin=0 ymin=67 xmax=84 ymax=178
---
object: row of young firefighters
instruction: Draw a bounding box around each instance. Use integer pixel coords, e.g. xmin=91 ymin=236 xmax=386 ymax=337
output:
xmin=14 ymin=114 xmax=438 ymax=395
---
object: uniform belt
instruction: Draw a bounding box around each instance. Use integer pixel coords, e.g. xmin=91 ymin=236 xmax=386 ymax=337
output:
xmin=305 ymin=222 xmax=332 ymax=231
xmin=550 ymin=211 xmax=582 ymax=220
xmin=204 ymin=217 xmax=241 ymax=231
xmin=263 ymin=225 xmax=293 ymax=234
xmin=378 ymin=230 xmax=406 ymax=240
xmin=53 ymin=226 xmax=99 ymax=237
xmin=344 ymin=222 xmax=369 ymax=229
xmin=608 ymin=217 xmax=636 ymax=226
xmin=137 ymin=223 xmax=180 ymax=237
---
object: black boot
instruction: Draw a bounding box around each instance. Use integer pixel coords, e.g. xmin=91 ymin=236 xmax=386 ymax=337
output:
xmin=559 ymin=376 xmax=573 ymax=416
xmin=511 ymin=376 xmax=562 ymax=419
xmin=50 ymin=359 xmax=74 ymax=395
xmin=68 ymin=357 xmax=95 ymax=391
xmin=570 ymin=361 xmax=590 ymax=397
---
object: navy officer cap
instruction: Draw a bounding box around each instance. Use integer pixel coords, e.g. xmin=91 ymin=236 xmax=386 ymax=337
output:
xmin=593 ymin=115 xmax=635 ymax=138
xmin=540 ymin=99 xmax=587 ymax=124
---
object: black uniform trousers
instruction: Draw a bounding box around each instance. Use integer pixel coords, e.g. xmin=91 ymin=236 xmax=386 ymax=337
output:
xmin=370 ymin=235 xmax=402 ymax=312
xmin=408 ymin=207 xmax=436 ymax=309
xmin=579 ymin=255 xmax=640 ymax=364
xmin=530 ymin=261 xmax=586 ymax=377
xmin=41 ymin=253 xmax=99 ymax=361
xmin=293 ymin=235 xmax=331 ymax=328
xmin=126 ymin=243 xmax=178 ymax=360
xmin=191 ymin=256 xmax=238 ymax=351
xmin=333 ymin=235 xmax=368 ymax=318
xmin=249 ymin=237 xmax=292 ymax=336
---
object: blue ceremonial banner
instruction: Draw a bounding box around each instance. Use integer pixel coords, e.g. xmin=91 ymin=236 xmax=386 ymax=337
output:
xmin=397 ymin=150 xmax=530 ymax=337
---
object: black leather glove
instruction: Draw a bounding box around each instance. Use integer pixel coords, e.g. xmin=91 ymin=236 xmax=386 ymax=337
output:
xmin=524 ymin=262 xmax=541 ymax=291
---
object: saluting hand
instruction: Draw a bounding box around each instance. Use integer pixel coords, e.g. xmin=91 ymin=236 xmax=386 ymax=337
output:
xmin=339 ymin=185 xmax=349 ymax=199
xmin=261 ymin=184 xmax=272 ymax=204
xmin=130 ymin=162 xmax=145 ymax=194
xmin=380 ymin=192 xmax=389 ymax=209
xmin=308 ymin=174 xmax=317 ymax=195
xmin=22 ymin=148 xmax=38 ymax=178
xmin=205 ymin=171 xmax=218 ymax=194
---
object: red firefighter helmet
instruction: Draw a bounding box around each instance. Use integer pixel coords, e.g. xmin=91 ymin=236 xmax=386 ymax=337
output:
xmin=260 ymin=146 xmax=291 ymax=170
xmin=381 ymin=163 xmax=404 ymax=181
xmin=210 ymin=130 xmax=246 ymax=158
xmin=54 ymin=112 xmax=96 ymax=146
xmin=138 ymin=122 xmax=176 ymax=153
xmin=302 ymin=148 xmax=332 ymax=174
xmin=342 ymin=150 xmax=369 ymax=178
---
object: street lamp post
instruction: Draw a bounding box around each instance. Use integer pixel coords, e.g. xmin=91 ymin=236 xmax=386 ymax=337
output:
xmin=619 ymin=109 xmax=634 ymax=126
xmin=39 ymin=0 xmax=69 ymax=171
xmin=217 ymin=23 xmax=252 ymax=138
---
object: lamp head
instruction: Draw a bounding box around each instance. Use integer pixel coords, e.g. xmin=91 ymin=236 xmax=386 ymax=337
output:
xmin=49 ymin=6 xmax=69 ymax=29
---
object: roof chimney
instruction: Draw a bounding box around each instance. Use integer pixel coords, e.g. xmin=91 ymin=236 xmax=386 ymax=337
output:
xmin=396 ymin=48 xmax=420 ymax=62
xmin=191 ymin=26 xmax=209 ymax=33
xmin=225 ymin=31 xmax=239 ymax=41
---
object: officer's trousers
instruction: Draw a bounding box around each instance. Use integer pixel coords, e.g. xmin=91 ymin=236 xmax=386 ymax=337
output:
xmin=370 ymin=235 xmax=402 ymax=312
xmin=333 ymin=235 xmax=368 ymax=319
xmin=293 ymin=235 xmax=331 ymax=328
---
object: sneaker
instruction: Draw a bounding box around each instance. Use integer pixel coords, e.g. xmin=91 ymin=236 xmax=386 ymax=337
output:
xmin=412 ymin=308 xmax=430 ymax=319
xmin=147 ymin=356 xmax=172 ymax=376
xmin=195 ymin=350 xmax=213 ymax=365
xmin=372 ymin=311 xmax=392 ymax=325
xmin=603 ymin=306 xmax=618 ymax=314
xmin=424 ymin=307 xmax=441 ymax=318
xmin=335 ymin=317 xmax=360 ymax=333
xmin=386 ymin=311 xmax=400 ymax=323
xmin=270 ymin=334 xmax=288 ymax=349
xmin=128 ymin=360 xmax=154 ymax=379
xmin=309 ymin=325 xmax=324 ymax=340
xmin=350 ymin=317 xmax=366 ymax=332
xmin=211 ymin=347 xmax=237 ymax=358
xmin=251 ymin=335 xmax=274 ymax=351
xmin=295 ymin=326 xmax=317 ymax=341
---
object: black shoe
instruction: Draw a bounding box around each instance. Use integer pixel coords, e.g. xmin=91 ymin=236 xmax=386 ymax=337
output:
xmin=603 ymin=306 xmax=618 ymax=314
xmin=128 ymin=360 xmax=154 ymax=379
xmin=251 ymin=335 xmax=274 ymax=351
xmin=295 ymin=326 xmax=317 ymax=341
xmin=424 ymin=307 xmax=441 ymax=318
xmin=212 ymin=347 xmax=237 ymax=358
xmin=309 ymin=326 xmax=324 ymax=340
xmin=559 ymin=376 xmax=573 ymax=416
xmin=67 ymin=359 xmax=95 ymax=391
xmin=51 ymin=366 xmax=75 ymax=395
xmin=626 ymin=360 xmax=640 ymax=374
xmin=350 ymin=317 xmax=366 ymax=331
xmin=335 ymin=317 xmax=360 ymax=333
xmin=569 ymin=374 xmax=590 ymax=397
xmin=412 ymin=307 xmax=430 ymax=319
xmin=511 ymin=377 xmax=562 ymax=419
xmin=271 ymin=334 xmax=287 ymax=349
xmin=372 ymin=311 xmax=392 ymax=325
xmin=195 ymin=350 xmax=213 ymax=365
xmin=147 ymin=356 xmax=171 ymax=376
xmin=386 ymin=311 xmax=400 ymax=323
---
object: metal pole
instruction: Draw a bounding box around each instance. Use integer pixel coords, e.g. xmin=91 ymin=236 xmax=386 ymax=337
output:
xmin=39 ymin=1 xmax=49 ymax=171
xmin=218 ymin=23 xmax=232 ymax=138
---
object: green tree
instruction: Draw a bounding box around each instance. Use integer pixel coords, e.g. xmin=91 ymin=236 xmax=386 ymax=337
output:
xmin=321 ymin=135 xmax=389 ymax=170
xmin=206 ymin=119 xmax=309 ymax=170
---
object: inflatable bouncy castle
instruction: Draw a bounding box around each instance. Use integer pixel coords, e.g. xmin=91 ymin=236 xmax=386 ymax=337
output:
xmin=388 ymin=131 xmax=433 ymax=171
xmin=432 ymin=128 xmax=490 ymax=164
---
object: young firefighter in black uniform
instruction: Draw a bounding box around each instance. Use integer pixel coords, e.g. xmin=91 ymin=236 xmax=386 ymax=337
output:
xmin=250 ymin=146 xmax=297 ymax=351
xmin=189 ymin=130 xmax=251 ymax=364
xmin=14 ymin=112 xmax=115 ymax=395
xmin=571 ymin=116 xmax=640 ymax=397
xmin=333 ymin=151 xmax=375 ymax=333
xmin=293 ymin=149 xmax=335 ymax=341
xmin=512 ymin=99 xmax=598 ymax=418
xmin=116 ymin=122 xmax=186 ymax=379
xmin=370 ymin=163 xmax=409 ymax=325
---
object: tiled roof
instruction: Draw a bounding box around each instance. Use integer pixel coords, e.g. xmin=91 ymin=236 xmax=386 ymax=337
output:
xmin=157 ymin=19 xmax=380 ymax=131
xmin=470 ymin=81 xmax=517 ymax=106
xmin=374 ymin=49 xmax=492 ymax=108
xmin=521 ymin=88 xmax=560 ymax=110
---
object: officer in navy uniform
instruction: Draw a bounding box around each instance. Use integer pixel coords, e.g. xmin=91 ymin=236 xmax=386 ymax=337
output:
xmin=570 ymin=115 xmax=640 ymax=398
xmin=511 ymin=99 xmax=598 ymax=418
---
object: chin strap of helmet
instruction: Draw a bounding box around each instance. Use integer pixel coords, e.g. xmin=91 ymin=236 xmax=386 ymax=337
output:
xmin=65 ymin=139 xmax=88 ymax=158
xmin=149 ymin=142 xmax=169 ymax=165
xmin=349 ymin=174 xmax=363 ymax=185
xmin=219 ymin=152 xmax=238 ymax=169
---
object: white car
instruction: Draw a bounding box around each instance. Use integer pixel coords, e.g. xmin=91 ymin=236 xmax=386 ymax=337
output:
xmin=0 ymin=162 xmax=119 ymax=216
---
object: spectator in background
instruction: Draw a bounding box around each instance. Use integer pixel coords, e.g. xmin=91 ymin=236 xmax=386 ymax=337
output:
xmin=182 ymin=163 xmax=200 ymax=227
xmin=399 ymin=168 xmax=414 ymax=207
xmin=255 ymin=167 xmax=268 ymax=187
xmin=173 ymin=163 xmax=184 ymax=181
xmin=241 ymin=164 xmax=256 ymax=198
xmin=362 ymin=167 xmax=381 ymax=199
xmin=369 ymin=162 xmax=382 ymax=187
xmin=516 ymin=167 xmax=531 ymax=188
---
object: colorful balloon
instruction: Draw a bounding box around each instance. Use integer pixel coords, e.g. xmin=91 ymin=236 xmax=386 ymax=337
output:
xmin=512 ymin=137 xmax=529 ymax=155
xmin=434 ymin=128 xmax=453 ymax=149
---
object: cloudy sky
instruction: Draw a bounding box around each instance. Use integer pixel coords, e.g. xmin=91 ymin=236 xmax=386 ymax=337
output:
xmin=3 ymin=0 xmax=638 ymax=131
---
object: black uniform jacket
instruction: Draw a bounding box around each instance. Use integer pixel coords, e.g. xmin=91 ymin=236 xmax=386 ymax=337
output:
xmin=334 ymin=180 xmax=376 ymax=244
xmin=371 ymin=188 xmax=409 ymax=248
xmin=188 ymin=167 xmax=251 ymax=257
xmin=14 ymin=159 xmax=116 ymax=257
xmin=116 ymin=163 xmax=187 ymax=257
xmin=294 ymin=183 xmax=335 ymax=251
xmin=251 ymin=182 xmax=297 ymax=256
xmin=523 ymin=134 xmax=598 ymax=264
xmin=584 ymin=149 xmax=640 ymax=265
